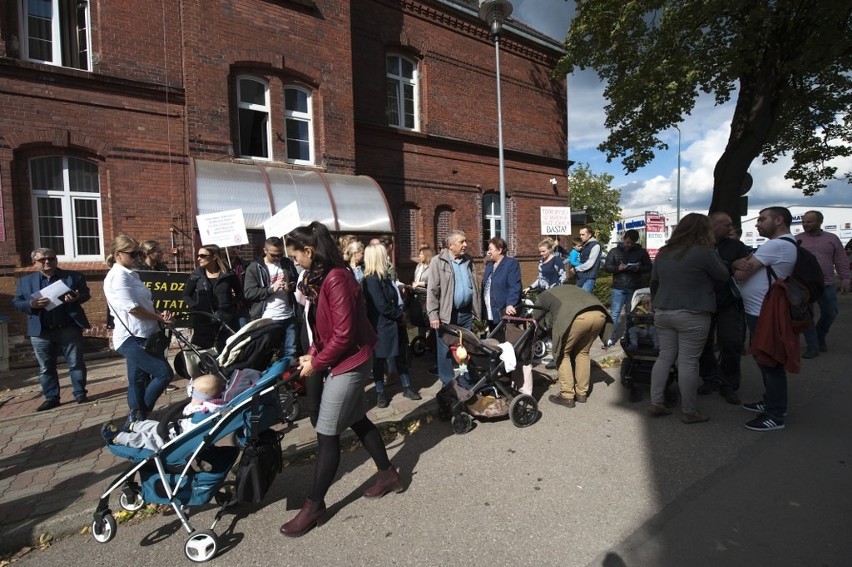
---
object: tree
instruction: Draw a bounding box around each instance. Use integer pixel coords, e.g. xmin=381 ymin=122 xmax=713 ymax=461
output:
xmin=568 ymin=163 xmax=621 ymax=244
xmin=556 ymin=0 xmax=852 ymax=224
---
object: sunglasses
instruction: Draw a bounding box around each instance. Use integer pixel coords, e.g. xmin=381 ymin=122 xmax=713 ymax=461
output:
xmin=265 ymin=251 xmax=282 ymax=258
xmin=35 ymin=257 xmax=57 ymax=263
xmin=120 ymin=250 xmax=144 ymax=259
xmin=197 ymin=253 xmax=211 ymax=259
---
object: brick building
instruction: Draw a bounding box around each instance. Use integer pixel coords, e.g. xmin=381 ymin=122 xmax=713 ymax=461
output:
xmin=0 ymin=0 xmax=568 ymax=365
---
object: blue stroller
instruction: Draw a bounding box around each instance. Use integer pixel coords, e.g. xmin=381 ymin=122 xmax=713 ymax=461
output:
xmin=91 ymin=357 xmax=295 ymax=562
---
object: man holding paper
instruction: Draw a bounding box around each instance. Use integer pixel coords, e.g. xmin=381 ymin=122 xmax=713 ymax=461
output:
xmin=603 ymin=230 xmax=652 ymax=347
xmin=12 ymin=248 xmax=91 ymax=411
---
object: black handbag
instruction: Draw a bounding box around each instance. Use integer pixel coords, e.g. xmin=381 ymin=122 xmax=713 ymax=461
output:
xmin=143 ymin=330 xmax=170 ymax=355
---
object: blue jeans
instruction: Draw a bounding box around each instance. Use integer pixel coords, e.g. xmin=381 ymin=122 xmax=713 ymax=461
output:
xmin=31 ymin=325 xmax=87 ymax=401
xmin=436 ymin=309 xmax=472 ymax=386
xmin=277 ymin=317 xmax=299 ymax=360
xmin=609 ymin=288 xmax=635 ymax=342
xmin=746 ymin=314 xmax=787 ymax=420
xmin=578 ymin=278 xmax=596 ymax=293
xmin=116 ymin=336 xmax=174 ymax=419
xmin=803 ymin=285 xmax=838 ymax=349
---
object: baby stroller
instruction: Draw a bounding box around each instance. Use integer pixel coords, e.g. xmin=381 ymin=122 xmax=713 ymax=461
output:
xmin=92 ymin=356 xmax=298 ymax=562
xmin=405 ymin=286 xmax=435 ymax=357
xmin=435 ymin=306 xmax=547 ymax=434
xmin=618 ymin=288 xmax=678 ymax=403
xmin=171 ymin=316 xmax=303 ymax=422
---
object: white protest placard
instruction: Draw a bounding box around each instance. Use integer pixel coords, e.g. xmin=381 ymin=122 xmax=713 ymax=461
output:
xmin=540 ymin=206 xmax=572 ymax=235
xmin=263 ymin=201 xmax=302 ymax=239
xmin=196 ymin=209 xmax=249 ymax=248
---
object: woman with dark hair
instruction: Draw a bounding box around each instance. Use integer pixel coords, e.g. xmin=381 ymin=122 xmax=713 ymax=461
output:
xmin=482 ymin=236 xmax=522 ymax=335
xmin=279 ymin=221 xmax=402 ymax=537
xmin=182 ymin=244 xmax=242 ymax=351
xmin=648 ymin=213 xmax=729 ymax=423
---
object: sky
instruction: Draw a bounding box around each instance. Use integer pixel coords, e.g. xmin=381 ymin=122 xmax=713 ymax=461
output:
xmin=508 ymin=0 xmax=852 ymax=221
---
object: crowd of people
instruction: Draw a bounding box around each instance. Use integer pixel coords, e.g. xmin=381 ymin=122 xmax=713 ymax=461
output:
xmin=10 ymin=207 xmax=849 ymax=535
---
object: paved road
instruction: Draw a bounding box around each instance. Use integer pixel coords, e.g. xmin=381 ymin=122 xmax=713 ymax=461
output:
xmin=6 ymin=296 xmax=852 ymax=566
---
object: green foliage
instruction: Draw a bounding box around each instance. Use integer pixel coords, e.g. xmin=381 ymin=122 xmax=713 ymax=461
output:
xmin=556 ymin=0 xmax=852 ymax=209
xmin=593 ymin=273 xmax=613 ymax=307
xmin=568 ymin=163 xmax=621 ymax=244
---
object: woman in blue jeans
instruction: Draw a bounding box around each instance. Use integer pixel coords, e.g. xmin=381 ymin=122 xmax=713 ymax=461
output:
xmin=648 ymin=214 xmax=729 ymax=424
xmin=104 ymin=235 xmax=175 ymax=426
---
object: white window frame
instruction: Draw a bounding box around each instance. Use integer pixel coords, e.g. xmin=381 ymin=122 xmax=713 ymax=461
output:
xmin=29 ymin=156 xmax=104 ymax=261
xmin=482 ymin=193 xmax=501 ymax=245
xmin=386 ymin=54 xmax=420 ymax=131
xmin=236 ymin=76 xmax=273 ymax=160
xmin=19 ymin=0 xmax=93 ymax=70
xmin=283 ymin=85 xmax=314 ymax=165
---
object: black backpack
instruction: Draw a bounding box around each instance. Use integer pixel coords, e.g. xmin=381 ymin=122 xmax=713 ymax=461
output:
xmin=766 ymin=236 xmax=824 ymax=323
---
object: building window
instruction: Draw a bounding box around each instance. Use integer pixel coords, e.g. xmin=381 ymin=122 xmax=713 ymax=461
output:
xmin=30 ymin=156 xmax=102 ymax=259
xmin=482 ymin=193 xmax=501 ymax=247
xmin=386 ymin=54 xmax=419 ymax=130
xmin=284 ymin=86 xmax=314 ymax=164
xmin=20 ymin=0 xmax=91 ymax=70
xmin=237 ymin=76 xmax=272 ymax=159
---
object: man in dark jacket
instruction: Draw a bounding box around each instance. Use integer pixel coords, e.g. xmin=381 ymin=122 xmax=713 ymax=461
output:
xmin=243 ymin=236 xmax=299 ymax=358
xmin=603 ymin=229 xmax=652 ymax=347
xmin=12 ymin=248 xmax=91 ymax=410
xmin=698 ymin=212 xmax=752 ymax=404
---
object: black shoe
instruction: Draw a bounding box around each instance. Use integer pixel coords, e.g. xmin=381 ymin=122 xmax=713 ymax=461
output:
xmin=403 ymin=388 xmax=422 ymax=400
xmin=376 ymin=393 xmax=389 ymax=409
xmin=76 ymin=395 xmax=88 ymax=404
xmin=802 ymin=347 xmax=819 ymax=359
xmin=36 ymin=399 xmax=60 ymax=412
xmin=720 ymin=390 xmax=741 ymax=405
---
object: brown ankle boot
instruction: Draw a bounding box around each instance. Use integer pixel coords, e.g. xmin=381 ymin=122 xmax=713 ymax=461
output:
xmin=363 ymin=465 xmax=403 ymax=499
xmin=279 ymin=498 xmax=326 ymax=537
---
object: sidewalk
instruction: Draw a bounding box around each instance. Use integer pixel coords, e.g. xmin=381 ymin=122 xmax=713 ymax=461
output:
xmin=0 ymin=338 xmax=612 ymax=555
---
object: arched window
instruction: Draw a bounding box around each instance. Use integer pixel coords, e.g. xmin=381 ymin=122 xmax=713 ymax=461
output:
xmin=284 ymin=85 xmax=314 ymax=164
xmin=30 ymin=156 xmax=102 ymax=259
xmin=482 ymin=193 xmax=501 ymax=245
xmin=386 ymin=54 xmax=419 ymax=130
xmin=237 ymin=76 xmax=271 ymax=159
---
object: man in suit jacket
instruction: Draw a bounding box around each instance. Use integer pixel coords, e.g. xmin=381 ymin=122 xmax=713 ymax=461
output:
xmin=12 ymin=248 xmax=91 ymax=411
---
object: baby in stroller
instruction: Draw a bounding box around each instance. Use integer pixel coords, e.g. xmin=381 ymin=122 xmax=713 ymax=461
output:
xmin=101 ymin=374 xmax=224 ymax=450
xmin=626 ymin=296 xmax=659 ymax=351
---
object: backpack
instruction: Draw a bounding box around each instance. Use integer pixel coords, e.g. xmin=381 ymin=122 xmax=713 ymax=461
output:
xmin=766 ymin=236 xmax=824 ymax=325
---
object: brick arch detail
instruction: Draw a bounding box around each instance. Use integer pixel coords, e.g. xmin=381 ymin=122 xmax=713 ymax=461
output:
xmin=3 ymin=129 xmax=109 ymax=158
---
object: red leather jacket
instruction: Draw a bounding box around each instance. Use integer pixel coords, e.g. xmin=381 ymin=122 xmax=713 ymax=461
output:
xmin=307 ymin=267 xmax=377 ymax=375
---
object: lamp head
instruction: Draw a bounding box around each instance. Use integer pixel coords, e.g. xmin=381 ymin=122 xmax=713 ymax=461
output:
xmin=479 ymin=0 xmax=513 ymax=39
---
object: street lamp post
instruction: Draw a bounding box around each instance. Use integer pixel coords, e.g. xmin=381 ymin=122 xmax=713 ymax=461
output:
xmin=674 ymin=125 xmax=681 ymax=223
xmin=479 ymin=0 xmax=513 ymax=239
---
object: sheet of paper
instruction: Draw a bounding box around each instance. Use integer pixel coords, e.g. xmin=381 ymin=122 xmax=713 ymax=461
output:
xmin=32 ymin=280 xmax=73 ymax=311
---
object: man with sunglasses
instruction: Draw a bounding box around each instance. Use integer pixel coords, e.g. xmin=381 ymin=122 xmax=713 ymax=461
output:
xmin=12 ymin=248 xmax=91 ymax=411
xmin=243 ymin=236 xmax=300 ymax=358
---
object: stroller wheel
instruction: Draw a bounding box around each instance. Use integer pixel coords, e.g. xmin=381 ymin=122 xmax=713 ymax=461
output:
xmin=185 ymin=529 xmax=219 ymax=562
xmin=532 ymin=339 xmax=548 ymax=360
xmin=410 ymin=336 xmax=427 ymax=356
xmin=451 ymin=413 xmax=473 ymax=434
xmin=119 ymin=488 xmax=145 ymax=512
xmin=509 ymin=394 xmax=539 ymax=428
xmin=91 ymin=513 xmax=117 ymax=543
xmin=281 ymin=394 xmax=301 ymax=423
